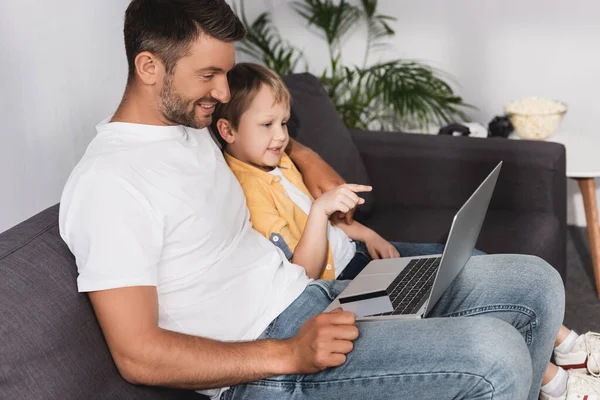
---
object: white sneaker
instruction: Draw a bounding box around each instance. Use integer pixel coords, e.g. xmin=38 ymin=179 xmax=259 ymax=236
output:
xmin=540 ymin=371 xmax=600 ymax=400
xmin=555 ymin=332 xmax=600 ymax=376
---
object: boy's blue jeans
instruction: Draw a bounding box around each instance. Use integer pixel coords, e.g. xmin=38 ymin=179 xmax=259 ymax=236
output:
xmin=223 ymin=252 xmax=564 ymax=400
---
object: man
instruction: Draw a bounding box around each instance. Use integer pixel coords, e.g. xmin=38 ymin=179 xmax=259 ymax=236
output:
xmin=59 ymin=1 xmax=565 ymax=399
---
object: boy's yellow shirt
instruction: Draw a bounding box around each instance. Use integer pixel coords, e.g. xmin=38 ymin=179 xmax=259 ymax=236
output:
xmin=225 ymin=151 xmax=336 ymax=279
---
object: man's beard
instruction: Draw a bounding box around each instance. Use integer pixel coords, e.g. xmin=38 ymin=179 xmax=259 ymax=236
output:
xmin=159 ymin=75 xmax=210 ymax=129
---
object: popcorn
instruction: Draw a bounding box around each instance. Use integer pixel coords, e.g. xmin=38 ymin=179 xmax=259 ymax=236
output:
xmin=504 ymin=97 xmax=567 ymax=140
xmin=505 ymin=97 xmax=567 ymax=115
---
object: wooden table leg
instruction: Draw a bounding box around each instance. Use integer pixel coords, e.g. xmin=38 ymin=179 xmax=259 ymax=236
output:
xmin=577 ymin=178 xmax=600 ymax=299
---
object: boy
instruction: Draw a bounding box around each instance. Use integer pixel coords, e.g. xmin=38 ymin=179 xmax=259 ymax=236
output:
xmin=211 ymin=62 xmax=419 ymax=280
xmin=211 ymin=62 xmax=600 ymax=399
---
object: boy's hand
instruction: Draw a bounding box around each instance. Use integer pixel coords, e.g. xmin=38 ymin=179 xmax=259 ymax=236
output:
xmin=364 ymin=231 xmax=400 ymax=260
xmin=312 ymin=184 xmax=372 ymax=217
xmin=302 ymin=159 xmax=357 ymax=224
xmin=284 ymin=308 xmax=358 ymax=374
xmin=288 ymin=143 xmax=356 ymax=224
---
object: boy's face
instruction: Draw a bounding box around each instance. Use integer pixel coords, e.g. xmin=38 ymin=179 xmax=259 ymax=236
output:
xmin=230 ymin=85 xmax=290 ymax=170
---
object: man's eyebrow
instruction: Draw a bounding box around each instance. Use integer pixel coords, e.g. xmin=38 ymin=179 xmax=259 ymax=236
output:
xmin=195 ymin=66 xmax=225 ymax=74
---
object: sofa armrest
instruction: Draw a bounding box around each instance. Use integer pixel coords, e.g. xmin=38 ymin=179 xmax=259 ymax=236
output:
xmin=349 ymin=129 xmax=567 ymax=220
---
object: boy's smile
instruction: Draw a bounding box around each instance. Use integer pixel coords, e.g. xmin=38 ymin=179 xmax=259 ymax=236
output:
xmin=267 ymin=146 xmax=283 ymax=155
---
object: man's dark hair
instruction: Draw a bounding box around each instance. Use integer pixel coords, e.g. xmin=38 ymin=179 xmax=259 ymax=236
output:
xmin=124 ymin=0 xmax=246 ymax=81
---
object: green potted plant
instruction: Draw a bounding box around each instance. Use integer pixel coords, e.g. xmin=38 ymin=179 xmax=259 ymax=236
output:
xmin=235 ymin=0 xmax=470 ymax=131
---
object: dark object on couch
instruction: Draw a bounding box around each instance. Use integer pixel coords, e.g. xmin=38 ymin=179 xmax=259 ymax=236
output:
xmin=438 ymin=123 xmax=471 ymax=136
xmin=488 ymin=115 xmax=514 ymax=138
xmin=0 ymin=73 xmax=566 ymax=399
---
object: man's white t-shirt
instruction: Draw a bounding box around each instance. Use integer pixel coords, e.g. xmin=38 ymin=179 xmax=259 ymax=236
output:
xmin=59 ymin=119 xmax=310 ymax=399
xmin=269 ymin=168 xmax=356 ymax=277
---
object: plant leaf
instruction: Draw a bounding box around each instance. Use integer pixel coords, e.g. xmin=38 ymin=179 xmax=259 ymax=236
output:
xmin=292 ymin=0 xmax=361 ymax=47
xmin=234 ymin=0 xmax=305 ymax=76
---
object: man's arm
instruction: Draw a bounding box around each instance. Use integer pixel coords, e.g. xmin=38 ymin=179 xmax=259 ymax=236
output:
xmin=89 ymin=286 xmax=358 ymax=390
xmin=286 ymin=138 xmax=355 ymax=224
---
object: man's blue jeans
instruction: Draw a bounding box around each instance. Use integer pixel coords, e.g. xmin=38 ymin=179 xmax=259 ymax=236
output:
xmin=224 ymin=252 xmax=564 ymax=400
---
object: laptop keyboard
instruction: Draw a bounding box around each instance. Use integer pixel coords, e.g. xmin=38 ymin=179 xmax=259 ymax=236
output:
xmin=369 ymin=257 xmax=441 ymax=316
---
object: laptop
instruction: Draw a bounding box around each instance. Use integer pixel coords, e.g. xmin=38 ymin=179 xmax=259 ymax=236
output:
xmin=324 ymin=161 xmax=502 ymax=320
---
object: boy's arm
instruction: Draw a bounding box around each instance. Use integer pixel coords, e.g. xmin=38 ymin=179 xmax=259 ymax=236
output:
xmin=243 ymin=181 xmax=328 ymax=279
xmin=292 ymin=207 xmax=329 ymax=279
xmin=333 ymin=219 xmax=400 ymax=260
xmin=296 ymin=185 xmax=371 ymax=275
xmin=286 ymin=138 xmax=355 ymax=224
xmin=332 ymin=219 xmax=374 ymax=242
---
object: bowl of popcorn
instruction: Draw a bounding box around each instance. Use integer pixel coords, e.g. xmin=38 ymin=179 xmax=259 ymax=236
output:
xmin=504 ymin=97 xmax=567 ymax=140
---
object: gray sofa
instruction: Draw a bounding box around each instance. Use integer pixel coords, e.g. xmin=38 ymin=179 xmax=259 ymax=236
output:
xmin=0 ymin=73 xmax=567 ymax=399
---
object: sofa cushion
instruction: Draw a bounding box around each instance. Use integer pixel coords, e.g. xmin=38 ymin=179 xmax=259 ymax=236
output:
xmin=282 ymin=73 xmax=374 ymax=214
xmin=0 ymin=205 xmax=203 ymax=400
xmin=361 ymin=208 xmax=563 ymax=278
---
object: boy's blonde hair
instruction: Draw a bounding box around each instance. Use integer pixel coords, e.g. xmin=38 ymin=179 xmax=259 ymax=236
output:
xmin=210 ymin=62 xmax=291 ymax=146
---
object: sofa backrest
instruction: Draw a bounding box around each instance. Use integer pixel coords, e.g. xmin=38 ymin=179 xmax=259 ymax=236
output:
xmin=0 ymin=205 xmax=201 ymax=399
xmin=283 ymin=72 xmax=374 ymax=214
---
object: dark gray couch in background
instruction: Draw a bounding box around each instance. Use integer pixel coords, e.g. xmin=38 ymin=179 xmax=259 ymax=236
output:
xmin=0 ymin=73 xmax=567 ymax=399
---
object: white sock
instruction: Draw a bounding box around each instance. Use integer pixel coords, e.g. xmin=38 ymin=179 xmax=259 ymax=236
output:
xmin=555 ymin=330 xmax=579 ymax=354
xmin=541 ymin=367 xmax=568 ymax=398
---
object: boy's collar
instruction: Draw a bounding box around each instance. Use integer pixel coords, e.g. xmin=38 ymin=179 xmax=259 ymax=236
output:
xmin=224 ymin=151 xmax=292 ymax=184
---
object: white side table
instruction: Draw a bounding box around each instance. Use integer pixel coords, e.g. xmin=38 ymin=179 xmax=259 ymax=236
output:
xmin=547 ymin=132 xmax=600 ymax=299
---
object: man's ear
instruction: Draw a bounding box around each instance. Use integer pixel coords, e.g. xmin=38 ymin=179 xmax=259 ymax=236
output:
xmin=216 ymin=119 xmax=236 ymax=144
xmin=134 ymin=51 xmax=164 ymax=85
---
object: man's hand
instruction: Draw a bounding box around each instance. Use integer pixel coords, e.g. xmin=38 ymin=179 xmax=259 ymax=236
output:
xmin=286 ymin=139 xmax=358 ymax=224
xmin=285 ymin=309 xmax=359 ymax=374
xmin=312 ymin=184 xmax=372 ymax=217
xmin=364 ymin=231 xmax=401 ymax=260
xmin=302 ymin=155 xmax=345 ymax=199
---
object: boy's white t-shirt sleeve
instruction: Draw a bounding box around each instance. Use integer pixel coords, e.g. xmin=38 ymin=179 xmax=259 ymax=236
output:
xmin=61 ymin=171 xmax=164 ymax=293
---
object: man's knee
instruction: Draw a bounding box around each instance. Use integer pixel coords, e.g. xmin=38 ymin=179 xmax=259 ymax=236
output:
xmin=463 ymin=318 xmax=532 ymax=397
xmin=515 ymin=254 xmax=565 ymax=318
xmin=525 ymin=255 xmax=564 ymax=296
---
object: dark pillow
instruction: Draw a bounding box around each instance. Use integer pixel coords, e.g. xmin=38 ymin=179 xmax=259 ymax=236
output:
xmin=283 ymin=73 xmax=374 ymax=214
xmin=0 ymin=205 xmax=203 ymax=400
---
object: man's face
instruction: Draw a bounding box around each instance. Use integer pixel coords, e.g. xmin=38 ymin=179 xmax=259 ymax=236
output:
xmin=159 ymin=34 xmax=236 ymax=129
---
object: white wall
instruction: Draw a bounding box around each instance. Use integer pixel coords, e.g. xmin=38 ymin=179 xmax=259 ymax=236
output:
xmin=0 ymin=0 xmax=129 ymax=232
xmin=240 ymin=0 xmax=600 ymax=226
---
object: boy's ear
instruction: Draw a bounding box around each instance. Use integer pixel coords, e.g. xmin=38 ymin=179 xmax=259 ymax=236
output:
xmin=216 ymin=119 xmax=236 ymax=144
